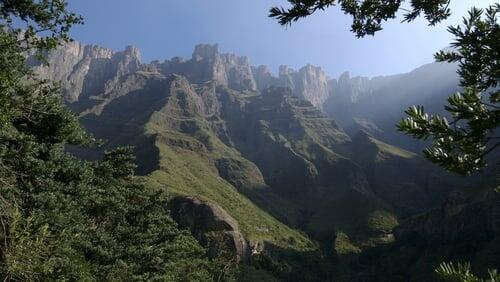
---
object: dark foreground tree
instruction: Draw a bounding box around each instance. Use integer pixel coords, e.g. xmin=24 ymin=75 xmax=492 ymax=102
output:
xmin=0 ymin=1 xmax=234 ymax=280
xmin=270 ymin=0 xmax=453 ymax=37
xmin=436 ymin=262 xmax=500 ymax=282
xmin=398 ymin=5 xmax=499 ymax=175
xmin=270 ymin=0 xmax=500 ymax=175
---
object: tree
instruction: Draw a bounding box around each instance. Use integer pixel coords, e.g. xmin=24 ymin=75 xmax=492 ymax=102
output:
xmin=270 ymin=0 xmax=452 ymax=38
xmin=0 ymin=1 xmax=235 ymax=280
xmin=269 ymin=0 xmax=500 ymax=175
xmin=398 ymin=5 xmax=500 ymax=175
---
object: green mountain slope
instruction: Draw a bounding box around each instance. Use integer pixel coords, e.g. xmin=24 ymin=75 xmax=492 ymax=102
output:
xmin=78 ymin=72 xmax=314 ymax=251
xmin=33 ymin=42 xmax=487 ymax=281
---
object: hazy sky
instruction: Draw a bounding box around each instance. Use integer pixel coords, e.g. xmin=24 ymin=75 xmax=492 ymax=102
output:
xmin=67 ymin=0 xmax=496 ymax=78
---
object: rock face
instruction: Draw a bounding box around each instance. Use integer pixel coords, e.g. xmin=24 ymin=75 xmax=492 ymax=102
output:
xmin=252 ymin=64 xmax=331 ymax=108
xmin=252 ymin=65 xmax=279 ymax=91
xmin=152 ymin=44 xmax=257 ymax=92
xmin=30 ymin=41 xmax=140 ymax=103
xmin=32 ymin=42 xmax=335 ymax=110
xmin=170 ymin=196 xmax=248 ymax=262
xmin=276 ymin=65 xmax=330 ymax=109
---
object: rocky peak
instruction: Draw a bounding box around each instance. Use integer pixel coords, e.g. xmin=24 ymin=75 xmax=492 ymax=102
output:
xmin=328 ymin=71 xmax=396 ymax=108
xmin=222 ymin=53 xmax=250 ymax=65
xmin=192 ymin=43 xmax=219 ymax=62
xmin=219 ymin=53 xmax=257 ymax=91
xmin=108 ymin=45 xmax=141 ymax=78
xmin=252 ymin=65 xmax=279 ymax=91
xmin=124 ymin=45 xmax=141 ymax=60
xmin=82 ymin=44 xmax=114 ymax=59
xmin=155 ymin=44 xmax=257 ymax=91
xmin=279 ymin=65 xmax=295 ymax=76
xmin=333 ymin=71 xmax=371 ymax=103
xmin=338 ymin=71 xmax=351 ymax=84
xmin=35 ymin=41 xmax=349 ymax=110
xmin=30 ymin=41 xmax=143 ymax=105
xmin=276 ymin=64 xmax=329 ymax=108
xmin=324 ymin=71 xmax=376 ymax=120
xmin=296 ymin=64 xmax=330 ymax=107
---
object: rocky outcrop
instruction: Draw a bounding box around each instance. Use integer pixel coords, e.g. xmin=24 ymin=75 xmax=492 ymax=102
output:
xmin=32 ymin=41 xmax=338 ymax=110
xmin=323 ymin=71 xmax=394 ymax=133
xmin=30 ymin=42 xmax=141 ymax=104
xmin=169 ymin=196 xmax=248 ymax=262
xmin=252 ymin=65 xmax=279 ymax=91
xmin=153 ymin=44 xmax=257 ymax=91
xmin=276 ymin=64 xmax=330 ymax=108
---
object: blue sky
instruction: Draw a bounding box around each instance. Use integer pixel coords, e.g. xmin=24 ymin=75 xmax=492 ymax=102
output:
xmin=67 ymin=0 xmax=496 ymax=78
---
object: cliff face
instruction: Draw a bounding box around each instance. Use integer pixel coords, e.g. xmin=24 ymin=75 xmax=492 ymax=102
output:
xmin=33 ymin=43 xmax=336 ymax=111
xmin=252 ymin=65 xmax=278 ymax=91
xmin=30 ymin=41 xmax=140 ymax=103
xmin=151 ymin=44 xmax=258 ymax=91
xmin=275 ymin=65 xmax=330 ymax=109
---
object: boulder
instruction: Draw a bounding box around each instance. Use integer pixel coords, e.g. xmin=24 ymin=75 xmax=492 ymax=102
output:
xmin=169 ymin=196 xmax=248 ymax=262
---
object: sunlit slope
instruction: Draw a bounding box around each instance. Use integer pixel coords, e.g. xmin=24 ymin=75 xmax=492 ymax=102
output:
xmin=79 ymin=72 xmax=313 ymax=249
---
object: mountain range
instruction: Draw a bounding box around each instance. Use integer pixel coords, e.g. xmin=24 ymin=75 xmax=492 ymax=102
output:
xmin=31 ymin=41 xmax=499 ymax=281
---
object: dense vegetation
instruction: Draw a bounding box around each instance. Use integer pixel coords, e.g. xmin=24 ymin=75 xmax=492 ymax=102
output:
xmin=0 ymin=1 xmax=234 ymax=280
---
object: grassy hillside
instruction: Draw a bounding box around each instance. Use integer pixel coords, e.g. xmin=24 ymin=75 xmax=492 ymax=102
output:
xmin=146 ymin=135 xmax=313 ymax=249
xmin=78 ymin=73 xmax=315 ymax=250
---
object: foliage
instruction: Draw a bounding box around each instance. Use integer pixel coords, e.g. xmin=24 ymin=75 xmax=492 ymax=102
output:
xmin=269 ymin=0 xmax=452 ymax=37
xmin=333 ymin=231 xmax=361 ymax=256
xmin=0 ymin=1 xmax=233 ymax=280
xmin=1 ymin=147 xmax=222 ymax=281
xmin=366 ymin=210 xmax=398 ymax=233
xmin=205 ymin=232 xmax=240 ymax=282
xmin=0 ymin=0 xmax=83 ymax=126
xmin=398 ymin=4 xmax=500 ymax=175
xmin=436 ymin=262 xmax=500 ymax=282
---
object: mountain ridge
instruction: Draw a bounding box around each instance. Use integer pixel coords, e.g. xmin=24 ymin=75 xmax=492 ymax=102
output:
xmin=30 ymin=41 xmax=493 ymax=281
